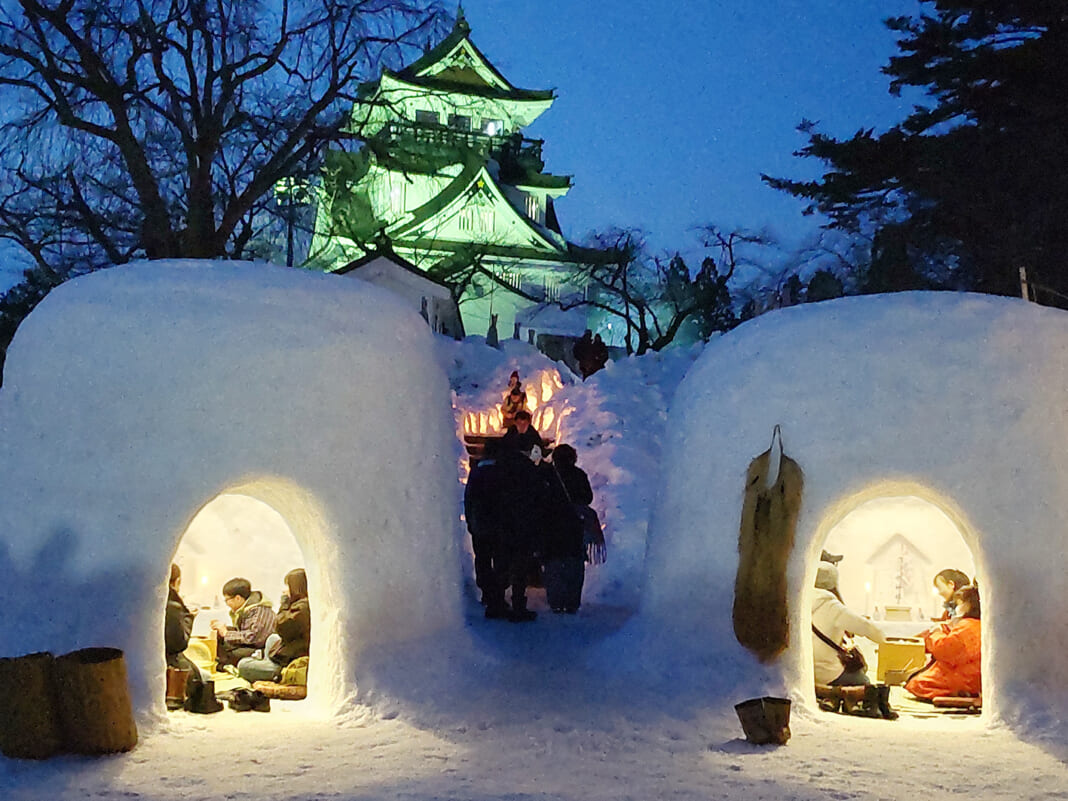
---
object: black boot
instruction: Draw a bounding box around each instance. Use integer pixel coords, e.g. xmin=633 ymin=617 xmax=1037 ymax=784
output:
xmin=859 ymin=684 xmax=884 ymax=718
xmin=185 ymin=679 xmax=224 ymax=714
xmin=877 ymin=684 xmax=899 ymax=720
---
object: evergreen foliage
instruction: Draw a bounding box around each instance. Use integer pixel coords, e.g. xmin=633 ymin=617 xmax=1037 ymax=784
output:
xmin=763 ymin=2 xmax=1068 ymax=304
xmin=573 ymin=228 xmax=739 ymax=355
xmin=0 ymin=265 xmax=68 ymax=382
xmin=805 ymin=269 xmax=845 ymax=303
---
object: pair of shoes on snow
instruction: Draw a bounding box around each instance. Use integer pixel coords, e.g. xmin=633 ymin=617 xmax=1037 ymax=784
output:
xmin=817 ymin=684 xmax=896 ymax=720
xmin=485 ymin=604 xmax=509 ymax=619
xmin=229 ymin=688 xmax=270 ymax=712
xmin=551 ymin=607 xmax=579 ymax=614
xmin=508 ymin=607 xmax=537 ymax=623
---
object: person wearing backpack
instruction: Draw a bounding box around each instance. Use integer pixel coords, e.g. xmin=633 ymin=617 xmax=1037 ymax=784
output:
xmin=542 ymin=444 xmax=592 ymax=614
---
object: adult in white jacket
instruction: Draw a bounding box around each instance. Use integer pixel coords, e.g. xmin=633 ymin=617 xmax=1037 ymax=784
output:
xmin=811 ymin=562 xmax=887 ymax=686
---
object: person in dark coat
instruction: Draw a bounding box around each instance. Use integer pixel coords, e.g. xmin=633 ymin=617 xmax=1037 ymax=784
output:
xmin=493 ymin=445 xmax=548 ymax=622
xmin=590 ymin=334 xmax=609 ymax=375
xmin=501 ymin=409 xmax=542 ymax=453
xmin=573 ymin=329 xmax=596 ymax=379
xmin=165 ymin=563 xmax=204 ymax=700
xmin=237 ymin=568 xmax=312 ymax=682
xmin=464 ymin=441 xmax=509 ymax=618
xmin=542 ymin=444 xmax=592 ymax=613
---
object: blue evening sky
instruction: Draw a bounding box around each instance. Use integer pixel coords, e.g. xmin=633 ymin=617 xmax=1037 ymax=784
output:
xmin=0 ymin=1 xmax=926 ymax=294
xmin=458 ymin=0 xmax=926 ymax=259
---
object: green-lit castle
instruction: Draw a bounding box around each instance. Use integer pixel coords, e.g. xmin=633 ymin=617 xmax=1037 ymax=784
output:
xmin=310 ymin=10 xmax=602 ymax=340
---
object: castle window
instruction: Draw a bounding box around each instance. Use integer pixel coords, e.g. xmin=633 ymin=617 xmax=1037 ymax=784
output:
xmin=525 ymin=194 xmax=541 ymax=223
xmin=498 ymin=269 xmax=521 ymax=290
xmin=448 ymin=114 xmax=471 ymax=131
xmin=482 ymin=119 xmax=503 ymax=136
xmin=544 ymin=276 xmax=560 ymax=302
xmin=415 ymin=109 xmax=439 ymax=126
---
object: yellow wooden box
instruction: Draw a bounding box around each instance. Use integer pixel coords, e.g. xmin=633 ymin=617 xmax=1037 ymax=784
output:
xmin=876 ymin=638 xmax=926 ymax=683
xmin=184 ymin=635 xmax=217 ymax=669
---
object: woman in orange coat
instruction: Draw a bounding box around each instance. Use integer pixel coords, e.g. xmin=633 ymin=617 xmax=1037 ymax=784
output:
xmin=905 ymin=585 xmax=981 ymax=700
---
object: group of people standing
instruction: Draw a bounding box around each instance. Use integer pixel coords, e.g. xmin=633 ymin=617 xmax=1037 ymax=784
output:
xmin=572 ymin=330 xmax=609 ymax=380
xmin=465 ymin=372 xmax=597 ymax=621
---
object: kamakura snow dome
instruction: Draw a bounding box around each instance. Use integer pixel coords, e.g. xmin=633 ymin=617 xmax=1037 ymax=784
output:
xmin=0 ymin=260 xmax=463 ymax=719
xmin=642 ymin=291 xmax=1068 ymax=734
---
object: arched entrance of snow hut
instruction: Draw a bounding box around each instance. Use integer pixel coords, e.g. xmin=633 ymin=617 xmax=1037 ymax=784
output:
xmin=804 ymin=481 xmax=988 ymax=719
xmin=166 ymin=477 xmax=346 ymax=716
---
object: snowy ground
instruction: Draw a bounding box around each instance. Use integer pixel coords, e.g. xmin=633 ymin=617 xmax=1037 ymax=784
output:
xmin=3 ymin=597 xmax=1067 ymax=801
xmin=4 ymin=331 xmax=1068 ymax=799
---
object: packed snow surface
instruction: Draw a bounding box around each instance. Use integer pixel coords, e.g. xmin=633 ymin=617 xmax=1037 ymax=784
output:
xmin=1 ymin=264 xmax=1067 ymax=799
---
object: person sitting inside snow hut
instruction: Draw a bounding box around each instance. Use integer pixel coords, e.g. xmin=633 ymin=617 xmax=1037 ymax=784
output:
xmin=501 ymin=409 xmax=542 ymax=454
xmin=165 ymin=563 xmax=205 ymax=704
xmin=237 ymin=568 xmax=311 ymax=683
xmin=905 ymin=584 xmax=981 ymax=701
xmin=211 ymin=577 xmax=276 ymax=670
xmin=931 ymin=568 xmax=971 ymax=620
xmin=812 ymin=562 xmax=888 ymax=686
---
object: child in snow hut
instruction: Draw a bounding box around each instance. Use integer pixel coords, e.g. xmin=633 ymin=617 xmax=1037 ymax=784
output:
xmin=931 ymin=568 xmax=971 ymax=620
xmin=906 ymin=585 xmax=981 ymax=701
xmin=237 ymin=568 xmax=311 ymax=683
xmin=211 ymin=577 xmax=276 ymax=670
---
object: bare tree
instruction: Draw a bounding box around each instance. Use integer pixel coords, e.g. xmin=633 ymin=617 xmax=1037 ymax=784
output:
xmin=0 ymin=0 xmax=447 ymax=273
xmin=568 ymin=227 xmax=743 ymax=355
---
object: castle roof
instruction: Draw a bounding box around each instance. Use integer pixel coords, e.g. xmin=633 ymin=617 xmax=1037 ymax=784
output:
xmin=362 ymin=13 xmax=554 ymax=104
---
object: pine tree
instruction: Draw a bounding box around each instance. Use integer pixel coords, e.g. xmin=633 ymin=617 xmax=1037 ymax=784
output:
xmin=764 ymin=2 xmax=1068 ymax=304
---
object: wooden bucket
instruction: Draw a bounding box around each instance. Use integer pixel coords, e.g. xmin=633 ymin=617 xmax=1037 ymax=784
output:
xmin=52 ymin=647 xmax=138 ymax=755
xmin=0 ymin=651 xmax=64 ymax=759
xmin=734 ymin=696 xmax=792 ymax=745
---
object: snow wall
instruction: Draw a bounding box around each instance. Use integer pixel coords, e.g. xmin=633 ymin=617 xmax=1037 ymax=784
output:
xmin=0 ymin=260 xmax=463 ymax=721
xmin=640 ymin=292 xmax=1068 ymax=736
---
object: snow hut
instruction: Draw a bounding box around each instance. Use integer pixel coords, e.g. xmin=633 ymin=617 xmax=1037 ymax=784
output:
xmin=0 ymin=260 xmax=463 ymax=719
xmin=641 ymin=292 xmax=1068 ymax=735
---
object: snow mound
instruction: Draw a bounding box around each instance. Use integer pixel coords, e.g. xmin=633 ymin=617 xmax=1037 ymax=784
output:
xmin=640 ymin=291 xmax=1068 ymax=737
xmin=0 ymin=260 xmax=462 ymax=720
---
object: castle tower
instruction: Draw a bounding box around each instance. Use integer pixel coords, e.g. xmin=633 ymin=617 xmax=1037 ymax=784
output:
xmin=311 ymin=10 xmax=602 ymax=339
